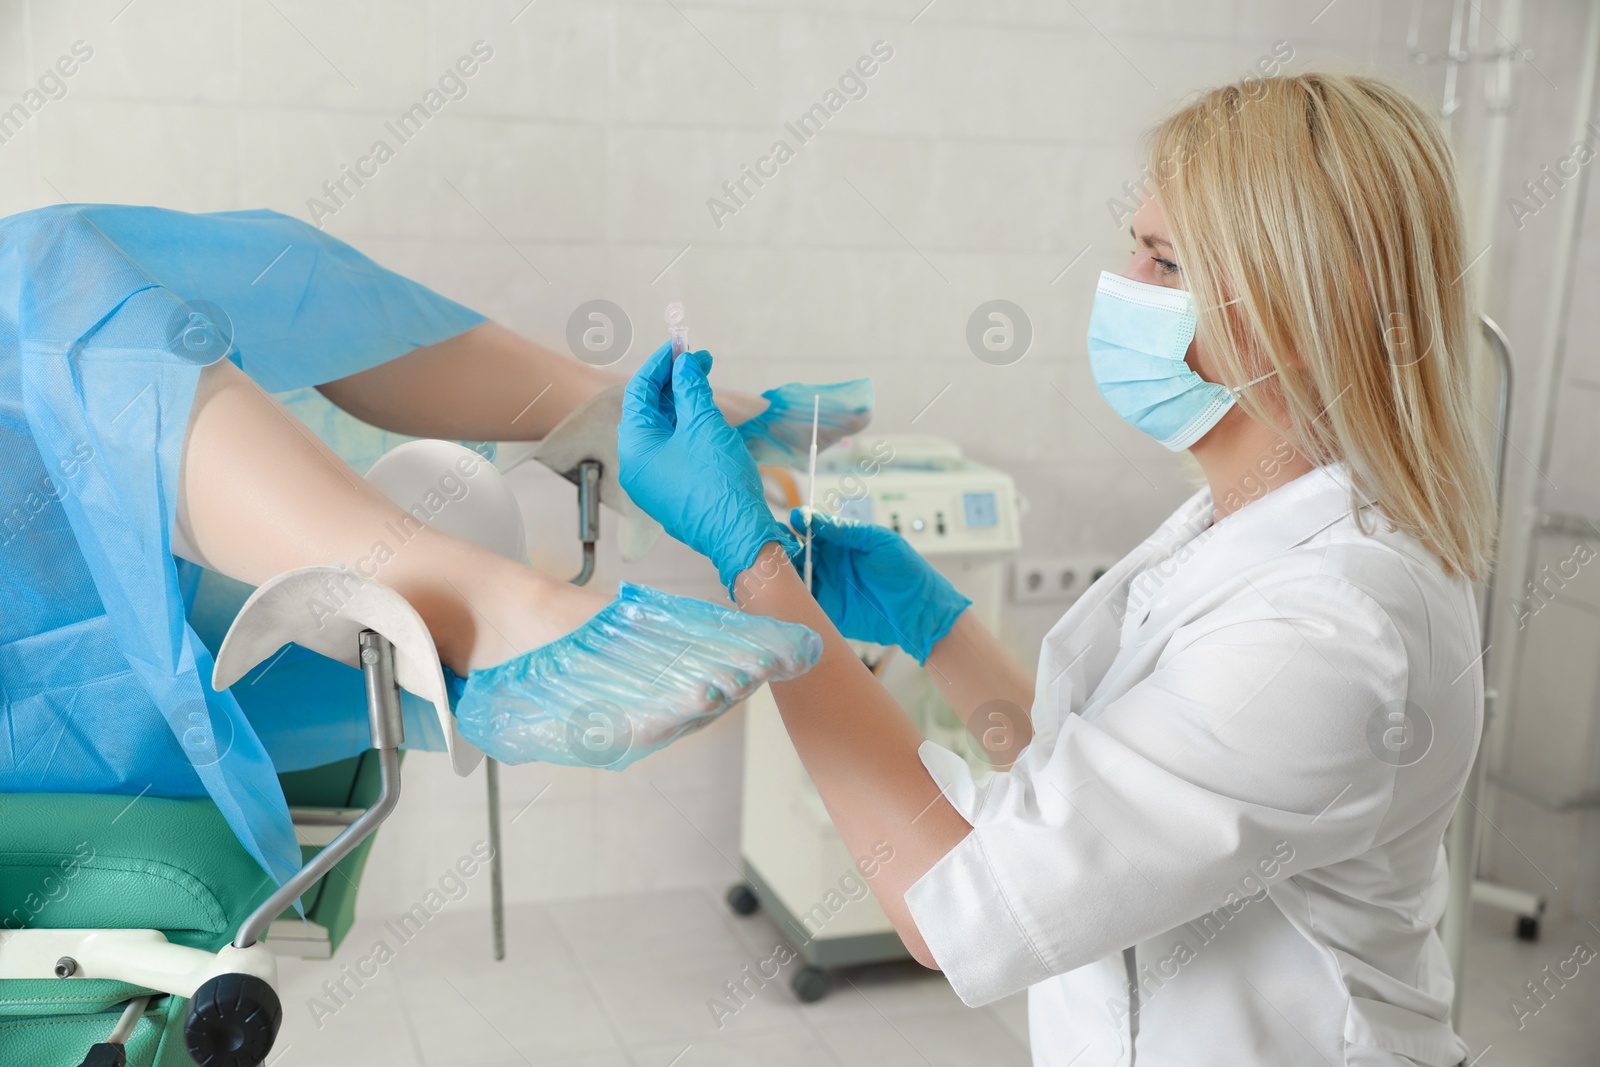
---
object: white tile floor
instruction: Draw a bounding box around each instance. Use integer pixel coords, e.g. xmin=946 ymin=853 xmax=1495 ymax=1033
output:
xmin=272 ymin=892 xmax=1600 ymax=1067
xmin=267 ymin=709 xmax=1600 ymax=1067
xmin=275 ymin=889 xmax=1031 ymax=1067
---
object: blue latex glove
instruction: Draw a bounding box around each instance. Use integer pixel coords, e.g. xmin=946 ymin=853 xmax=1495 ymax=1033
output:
xmin=791 ymin=507 xmax=971 ymax=664
xmin=620 ymin=342 xmax=800 ymax=596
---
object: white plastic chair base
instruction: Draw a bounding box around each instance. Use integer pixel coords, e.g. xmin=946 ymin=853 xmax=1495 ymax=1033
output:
xmin=0 ymin=929 xmax=274 ymax=996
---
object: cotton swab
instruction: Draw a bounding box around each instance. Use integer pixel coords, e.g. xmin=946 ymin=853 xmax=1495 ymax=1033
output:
xmin=805 ymin=394 xmax=819 ymax=594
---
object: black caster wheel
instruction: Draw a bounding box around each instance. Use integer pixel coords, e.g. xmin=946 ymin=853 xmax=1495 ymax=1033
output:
xmin=1516 ymin=916 xmax=1541 ymax=942
xmin=184 ymin=973 xmax=282 ymax=1067
xmin=792 ymin=965 xmax=831 ymax=1003
xmin=726 ymin=882 xmax=760 ymax=917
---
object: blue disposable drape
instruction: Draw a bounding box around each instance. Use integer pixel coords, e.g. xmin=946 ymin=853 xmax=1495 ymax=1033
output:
xmin=0 ymin=204 xmax=487 ymax=884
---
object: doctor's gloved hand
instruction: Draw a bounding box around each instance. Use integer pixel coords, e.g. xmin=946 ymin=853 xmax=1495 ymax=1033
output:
xmin=792 ymin=507 xmax=971 ymax=664
xmin=619 ymin=342 xmax=800 ymax=597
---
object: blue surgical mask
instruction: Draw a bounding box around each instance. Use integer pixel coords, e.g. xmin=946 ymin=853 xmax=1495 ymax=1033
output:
xmin=1087 ymin=270 xmax=1276 ymax=451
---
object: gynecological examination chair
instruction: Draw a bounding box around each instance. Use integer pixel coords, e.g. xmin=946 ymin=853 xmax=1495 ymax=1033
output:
xmin=0 ymin=433 xmax=537 ymax=1067
xmin=0 ymin=202 xmax=853 ymax=1067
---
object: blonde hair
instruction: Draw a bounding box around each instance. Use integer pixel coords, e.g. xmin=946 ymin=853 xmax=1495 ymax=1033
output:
xmin=1146 ymin=71 xmax=1496 ymax=580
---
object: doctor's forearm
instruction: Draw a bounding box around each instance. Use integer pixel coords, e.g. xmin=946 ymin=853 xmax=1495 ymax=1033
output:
xmin=922 ymin=610 xmax=1035 ymax=767
xmin=735 ymin=543 xmax=972 ymax=967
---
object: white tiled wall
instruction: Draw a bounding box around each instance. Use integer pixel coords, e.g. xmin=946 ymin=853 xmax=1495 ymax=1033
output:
xmin=6 ymin=0 xmax=1600 ymax=985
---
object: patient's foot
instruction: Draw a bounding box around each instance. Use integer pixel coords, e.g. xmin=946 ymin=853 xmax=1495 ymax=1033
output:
xmin=736 ymin=379 xmax=874 ymax=466
xmin=452 ymin=583 xmax=821 ymax=768
xmin=393 ymin=536 xmax=609 ymax=675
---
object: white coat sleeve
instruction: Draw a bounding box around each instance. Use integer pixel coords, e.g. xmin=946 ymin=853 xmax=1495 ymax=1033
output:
xmin=903 ymin=574 xmax=1423 ymax=1007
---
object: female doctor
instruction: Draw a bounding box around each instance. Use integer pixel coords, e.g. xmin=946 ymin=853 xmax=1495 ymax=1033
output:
xmin=619 ymin=71 xmax=1494 ymax=1067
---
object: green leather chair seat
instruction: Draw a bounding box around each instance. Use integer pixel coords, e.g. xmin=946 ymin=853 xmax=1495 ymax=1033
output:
xmin=0 ymin=793 xmax=279 ymax=1067
xmin=0 ymin=793 xmax=276 ymax=953
xmin=0 ymin=980 xmax=188 ymax=1067
xmin=1 ymin=754 xmax=396 ymax=1065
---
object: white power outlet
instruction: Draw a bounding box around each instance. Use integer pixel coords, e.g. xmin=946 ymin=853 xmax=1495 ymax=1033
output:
xmin=1010 ymin=555 xmax=1114 ymax=605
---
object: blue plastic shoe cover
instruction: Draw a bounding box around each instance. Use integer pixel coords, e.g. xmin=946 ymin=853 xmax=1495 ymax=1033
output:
xmin=738 ymin=379 xmax=874 ymax=466
xmin=454 ymin=583 xmax=821 ymax=769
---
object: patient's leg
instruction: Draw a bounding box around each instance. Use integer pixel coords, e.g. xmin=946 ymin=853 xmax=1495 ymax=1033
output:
xmin=312 ymin=322 xmax=770 ymax=442
xmin=177 ymin=357 xmax=607 ymax=675
xmin=176 ymin=358 xmax=821 ymax=765
xmin=175 ymin=357 xmax=819 ymax=744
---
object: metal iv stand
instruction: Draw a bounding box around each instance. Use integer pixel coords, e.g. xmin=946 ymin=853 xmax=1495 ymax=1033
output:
xmin=484 ymin=459 xmax=603 ymax=960
xmin=1441 ymin=317 xmax=1529 ymax=1017
xmin=1419 ymin=0 xmax=1600 ymax=1024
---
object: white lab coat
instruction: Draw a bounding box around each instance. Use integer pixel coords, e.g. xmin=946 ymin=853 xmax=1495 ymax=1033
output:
xmin=905 ymin=464 xmax=1478 ymax=1067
